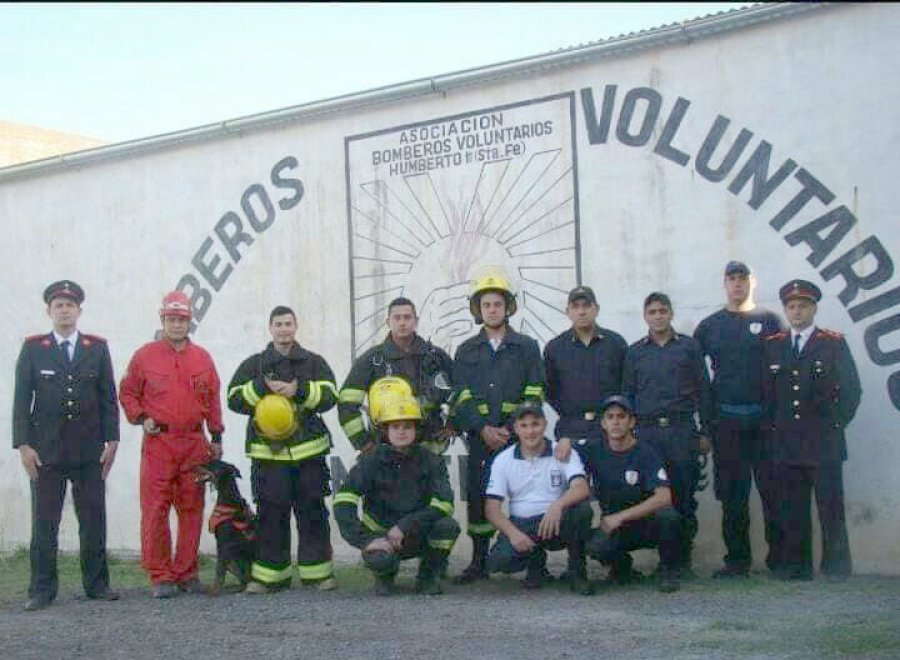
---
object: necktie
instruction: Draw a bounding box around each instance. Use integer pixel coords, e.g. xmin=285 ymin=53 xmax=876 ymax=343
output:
xmin=792 ymin=334 xmax=801 ymax=358
xmin=60 ymin=339 xmax=71 ymax=362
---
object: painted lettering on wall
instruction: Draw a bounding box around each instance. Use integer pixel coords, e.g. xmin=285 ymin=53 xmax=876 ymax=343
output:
xmin=581 ymin=84 xmax=900 ymax=411
xmin=174 ymin=156 xmax=305 ymax=332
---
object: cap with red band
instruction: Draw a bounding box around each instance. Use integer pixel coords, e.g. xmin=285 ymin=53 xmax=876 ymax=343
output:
xmin=43 ymin=280 xmax=84 ymax=304
xmin=779 ymin=279 xmax=822 ymax=304
xmin=160 ymin=290 xmax=192 ymax=318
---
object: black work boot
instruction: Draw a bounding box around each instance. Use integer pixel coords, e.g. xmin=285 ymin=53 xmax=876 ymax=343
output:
xmin=522 ymin=554 xmax=545 ymax=590
xmin=606 ymin=554 xmax=642 ymax=585
xmin=454 ymin=538 xmax=489 ymax=584
xmin=374 ymin=573 xmax=395 ymax=597
xmin=658 ymin=566 xmax=681 ymax=593
xmin=566 ymin=545 xmax=594 ymax=596
xmin=415 ymin=551 xmax=444 ymax=596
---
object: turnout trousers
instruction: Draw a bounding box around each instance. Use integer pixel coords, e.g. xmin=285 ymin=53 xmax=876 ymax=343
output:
xmin=251 ymin=457 xmax=334 ymax=587
xmin=140 ymin=432 xmax=209 ymax=585
xmin=463 ymin=433 xmax=499 ymax=540
xmin=363 ymin=517 xmax=461 ymax=577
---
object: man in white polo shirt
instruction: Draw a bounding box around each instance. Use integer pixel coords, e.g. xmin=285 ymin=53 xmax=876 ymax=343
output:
xmin=484 ymin=401 xmax=593 ymax=595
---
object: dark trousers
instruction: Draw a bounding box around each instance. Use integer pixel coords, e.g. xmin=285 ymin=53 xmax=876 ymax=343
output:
xmin=713 ymin=418 xmax=777 ymax=569
xmin=363 ymin=517 xmax=461 ymax=577
xmin=586 ymin=506 xmax=682 ymax=572
xmin=770 ymin=463 xmax=814 ymax=578
xmin=251 ymin=458 xmax=333 ymax=585
xmin=463 ymin=434 xmax=498 ymax=539
xmin=29 ymin=461 xmax=109 ymax=600
xmin=815 ymin=462 xmax=852 ymax=575
xmin=486 ymin=501 xmax=592 ymax=574
xmin=637 ymin=421 xmax=698 ymax=562
xmin=771 ymin=462 xmax=852 ymax=578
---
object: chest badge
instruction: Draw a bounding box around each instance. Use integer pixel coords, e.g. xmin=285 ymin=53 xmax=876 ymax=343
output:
xmin=749 ymin=322 xmax=762 ymax=335
xmin=625 ymin=470 xmax=639 ymax=486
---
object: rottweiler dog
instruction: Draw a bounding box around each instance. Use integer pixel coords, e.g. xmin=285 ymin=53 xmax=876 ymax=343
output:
xmin=195 ymin=460 xmax=257 ymax=595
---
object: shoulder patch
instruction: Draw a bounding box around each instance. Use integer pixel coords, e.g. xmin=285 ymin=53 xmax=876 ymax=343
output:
xmin=819 ymin=329 xmax=844 ymax=340
xmin=766 ymin=331 xmax=789 ymax=341
xmin=80 ymin=333 xmax=107 ymax=343
xmin=24 ymin=334 xmax=48 ymax=343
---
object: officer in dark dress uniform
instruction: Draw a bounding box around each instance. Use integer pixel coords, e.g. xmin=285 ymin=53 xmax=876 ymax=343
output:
xmin=761 ymin=280 xmax=861 ymax=580
xmin=12 ymin=281 xmax=120 ymax=611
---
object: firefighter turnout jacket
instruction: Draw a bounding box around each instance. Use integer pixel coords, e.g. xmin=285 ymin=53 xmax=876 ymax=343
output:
xmin=452 ymin=327 xmax=545 ymax=432
xmin=338 ymin=334 xmax=453 ymax=450
xmin=334 ymin=443 xmax=455 ymax=549
xmin=227 ymin=342 xmax=337 ymax=462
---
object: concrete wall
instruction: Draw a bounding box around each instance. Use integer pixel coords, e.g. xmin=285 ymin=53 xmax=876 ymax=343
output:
xmin=2 ymin=4 xmax=898 ymax=573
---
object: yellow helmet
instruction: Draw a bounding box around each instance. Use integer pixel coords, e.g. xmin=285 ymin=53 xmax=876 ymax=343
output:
xmin=469 ymin=265 xmax=517 ymax=322
xmin=379 ymin=396 xmax=423 ymax=424
xmin=367 ymin=376 xmax=414 ymax=424
xmin=254 ymin=394 xmax=298 ymax=442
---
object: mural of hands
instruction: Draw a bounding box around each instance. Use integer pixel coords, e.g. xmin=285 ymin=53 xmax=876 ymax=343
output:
xmin=419 ymin=281 xmax=475 ymax=355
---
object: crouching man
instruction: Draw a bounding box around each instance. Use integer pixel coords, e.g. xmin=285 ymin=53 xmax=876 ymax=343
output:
xmin=334 ymin=396 xmax=459 ymax=596
xmin=484 ymin=401 xmax=593 ymax=595
xmin=584 ymin=395 xmax=682 ymax=592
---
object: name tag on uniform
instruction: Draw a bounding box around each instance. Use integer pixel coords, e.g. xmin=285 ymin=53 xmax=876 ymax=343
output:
xmin=40 ymin=370 xmax=56 ymax=376
xmin=625 ymin=470 xmax=639 ymax=485
xmin=550 ymin=470 xmax=563 ymax=487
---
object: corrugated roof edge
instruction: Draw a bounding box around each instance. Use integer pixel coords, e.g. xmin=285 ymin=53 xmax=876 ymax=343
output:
xmin=0 ymin=2 xmax=830 ymax=183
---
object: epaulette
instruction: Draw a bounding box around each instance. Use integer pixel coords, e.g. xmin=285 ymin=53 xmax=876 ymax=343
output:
xmin=80 ymin=333 xmax=107 ymax=344
xmin=766 ymin=331 xmax=789 ymax=341
xmin=24 ymin=334 xmax=51 ymax=346
xmin=818 ymin=329 xmax=844 ymax=340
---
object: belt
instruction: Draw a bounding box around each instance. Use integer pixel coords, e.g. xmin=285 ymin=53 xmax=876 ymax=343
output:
xmin=157 ymin=423 xmax=203 ymax=433
xmin=637 ymin=413 xmax=694 ymax=428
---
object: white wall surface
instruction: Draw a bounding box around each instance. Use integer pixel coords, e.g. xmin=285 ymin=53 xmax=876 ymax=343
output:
xmin=2 ymin=4 xmax=898 ymax=573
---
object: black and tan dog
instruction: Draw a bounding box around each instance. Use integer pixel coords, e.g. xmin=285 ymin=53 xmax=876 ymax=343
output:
xmin=194 ymin=460 xmax=257 ymax=595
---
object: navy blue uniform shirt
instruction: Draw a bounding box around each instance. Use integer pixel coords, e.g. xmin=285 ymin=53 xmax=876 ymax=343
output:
xmin=694 ymin=307 xmax=782 ymax=411
xmin=543 ymin=326 xmax=628 ymax=437
xmin=622 ymin=332 xmax=712 ymax=428
xmin=583 ymin=440 xmax=670 ymax=515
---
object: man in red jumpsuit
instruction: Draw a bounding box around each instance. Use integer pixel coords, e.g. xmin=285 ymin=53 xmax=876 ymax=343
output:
xmin=119 ymin=291 xmax=224 ymax=598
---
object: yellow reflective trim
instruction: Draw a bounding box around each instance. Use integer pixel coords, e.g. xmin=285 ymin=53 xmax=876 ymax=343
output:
xmin=339 ymin=387 xmax=366 ymax=405
xmin=297 ymin=560 xmax=333 ymax=581
xmin=247 ymin=434 xmax=330 ymax=462
xmin=242 ymin=380 xmax=262 ymax=406
xmin=342 ymin=415 xmax=366 ymax=439
xmin=467 ymin=522 xmax=496 ymax=537
xmin=251 ymin=562 xmax=292 ymax=584
xmin=333 ymin=491 xmax=361 ymax=507
xmin=476 ymin=403 xmax=489 ymax=415
xmin=427 ymin=539 xmax=456 ymax=551
xmin=362 ymin=513 xmax=388 ymax=534
xmin=523 ymin=385 xmax=544 ymax=399
xmin=501 ymin=401 xmax=518 ymax=413
xmin=227 ymin=384 xmax=244 ymax=399
xmin=303 ymin=381 xmax=322 ymax=410
xmin=429 ymin=498 xmax=454 ymax=517
xmin=456 ymin=389 xmax=472 ymax=404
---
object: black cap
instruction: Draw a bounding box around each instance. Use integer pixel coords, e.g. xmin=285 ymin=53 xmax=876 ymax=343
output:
xmin=510 ymin=400 xmax=545 ymax=422
xmin=779 ymin=279 xmax=822 ymax=304
xmin=567 ymin=286 xmax=597 ymax=305
xmin=43 ymin=280 xmax=84 ymax=305
xmin=724 ymin=261 xmax=751 ymax=276
xmin=598 ymin=395 xmax=635 ymax=415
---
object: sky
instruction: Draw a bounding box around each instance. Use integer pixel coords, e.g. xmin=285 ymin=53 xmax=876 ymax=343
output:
xmin=1 ymin=2 xmax=746 ymax=144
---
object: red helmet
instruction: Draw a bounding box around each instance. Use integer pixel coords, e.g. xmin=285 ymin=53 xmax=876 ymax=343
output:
xmin=160 ymin=291 xmax=192 ymax=319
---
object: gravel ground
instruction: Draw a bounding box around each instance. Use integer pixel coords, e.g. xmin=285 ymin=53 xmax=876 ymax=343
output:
xmin=1 ymin=559 xmax=898 ymax=660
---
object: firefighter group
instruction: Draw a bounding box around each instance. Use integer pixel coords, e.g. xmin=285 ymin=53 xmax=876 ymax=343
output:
xmin=13 ymin=260 xmax=861 ymax=610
